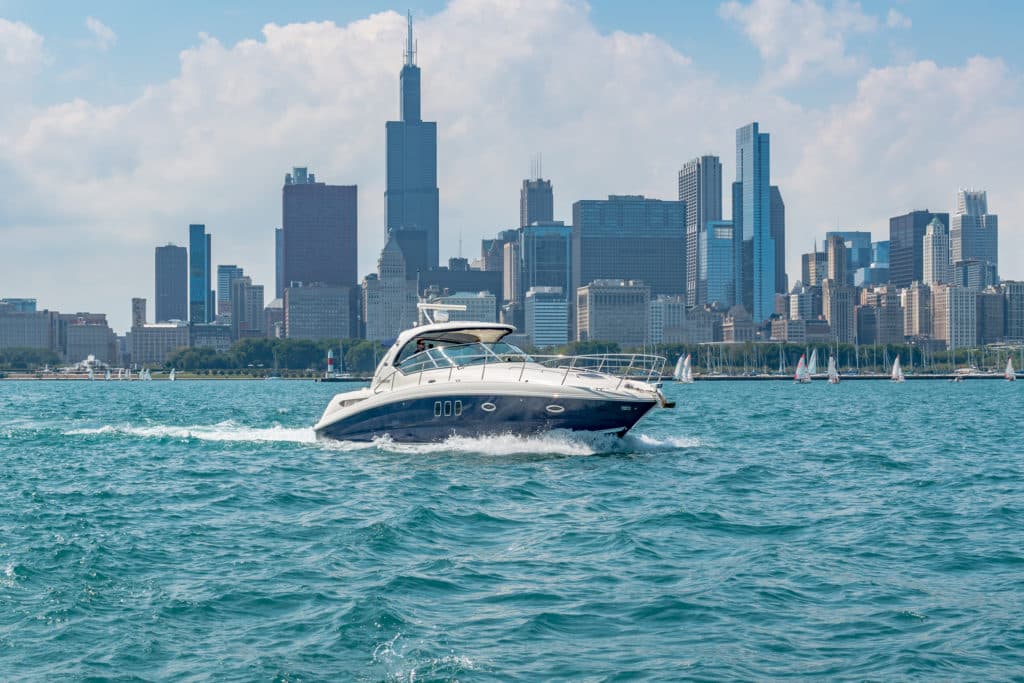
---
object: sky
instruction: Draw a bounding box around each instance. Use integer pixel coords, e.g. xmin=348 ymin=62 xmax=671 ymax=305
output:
xmin=1 ymin=0 xmax=1022 ymax=332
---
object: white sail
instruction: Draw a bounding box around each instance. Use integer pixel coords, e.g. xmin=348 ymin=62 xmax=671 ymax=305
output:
xmin=682 ymin=354 xmax=693 ymax=383
xmin=808 ymin=349 xmax=818 ymax=375
xmin=827 ymin=355 xmax=839 ymax=384
xmin=169 ymin=368 xmax=176 ymax=382
xmin=673 ymin=355 xmax=685 ymax=381
xmin=794 ymin=354 xmax=810 ymax=383
xmin=105 ymin=369 xmax=111 ymax=381
xmin=1007 ymin=357 xmax=1016 ymax=382
xmin=891 ymin=355 xmax=905 ymax=383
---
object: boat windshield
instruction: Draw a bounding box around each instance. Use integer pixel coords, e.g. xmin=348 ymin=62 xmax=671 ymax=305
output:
xmin=396 ymin=342 xmax=532 ymax=374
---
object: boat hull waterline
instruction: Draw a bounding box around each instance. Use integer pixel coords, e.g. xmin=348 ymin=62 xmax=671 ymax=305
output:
xmin=315 ymin=392 xmax=657 ymax=443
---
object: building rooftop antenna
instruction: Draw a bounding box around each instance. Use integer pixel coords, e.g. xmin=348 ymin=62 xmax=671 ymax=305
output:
xmin=404 ymin=9 xmax=416 ymax=66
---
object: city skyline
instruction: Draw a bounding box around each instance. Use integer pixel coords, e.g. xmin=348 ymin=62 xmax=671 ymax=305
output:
xmin=2 ymin=1 xmax=1022 ymax=332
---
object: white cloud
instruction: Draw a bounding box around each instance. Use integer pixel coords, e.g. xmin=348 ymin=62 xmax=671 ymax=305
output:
xmin=719 ymin=0 xmax=879 ymax=86
xmin=85 ymin=16 xmax=117 ymax=51
xmin=0 ymin=0 xmax=1021 ymax=331
xmin=886 ymin=8 xmax=912 ymax=29
xmin=0 ymin=17 xmax=45 ymax=68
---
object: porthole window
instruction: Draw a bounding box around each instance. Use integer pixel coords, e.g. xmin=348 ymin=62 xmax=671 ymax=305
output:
xmin=546 ymin=404 xmax=565 ymax=414
xmin=454 ymin=401 xmax=462 ymax=416
xmin=444 ymin=401 xmax=452 ymax=416
xmin=481 ymin=402 xmax=496 ymax=412
xmin=434 ymin=401 xmax=442 ymax=417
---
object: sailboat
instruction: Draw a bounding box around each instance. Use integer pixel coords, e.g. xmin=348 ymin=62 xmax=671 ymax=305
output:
xmin=807 ymin=349 xmax=819 ymax=377
xmin=1007 ymin=357 xmax=1017 ymax=382
xmin=794 ymin=354 xmax=811 ymax=383
xmin=827 ymin=355 xmax=840 ymax=384
xmin=169 ymin=368 xmax=176 ymax=382
xmin=891 ymin=355 xmax=905 ymax=383
xmin=677 ymin=354 xmax=694 ymax=384
xmin=673 ymin=354 xmax=684 ymax=381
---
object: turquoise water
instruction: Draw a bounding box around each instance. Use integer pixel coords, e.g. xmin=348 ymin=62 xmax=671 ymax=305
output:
xmin=1 ymin=379 xmax=1022 ymax=680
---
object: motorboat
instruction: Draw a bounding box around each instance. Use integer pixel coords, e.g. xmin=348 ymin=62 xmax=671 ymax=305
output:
xmin=314 ymin=314 xmax=671 ymax=443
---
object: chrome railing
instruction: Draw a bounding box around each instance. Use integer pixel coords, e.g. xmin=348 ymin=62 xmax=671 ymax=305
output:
xmin=531 ymin=354 xmax=667 ymax=387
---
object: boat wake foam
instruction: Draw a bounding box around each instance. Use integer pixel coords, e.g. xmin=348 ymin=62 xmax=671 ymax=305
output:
xmin=65 ymin=422 xmax=700 ymax=455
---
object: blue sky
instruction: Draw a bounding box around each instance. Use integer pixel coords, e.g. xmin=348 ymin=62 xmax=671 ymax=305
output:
xmin=1 ymin=0 xmax=1021 ymax=331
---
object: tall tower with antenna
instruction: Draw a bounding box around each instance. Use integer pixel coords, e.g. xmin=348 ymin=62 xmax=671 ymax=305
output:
xmin=386 ymin=9 xmax=440 ymax=268
xmin=520 ymin=153 xmax=553 ymax=228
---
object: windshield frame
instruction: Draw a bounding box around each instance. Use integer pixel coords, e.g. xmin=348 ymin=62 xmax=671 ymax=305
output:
xmin=395 ymin=341 xmax=532 ymax=375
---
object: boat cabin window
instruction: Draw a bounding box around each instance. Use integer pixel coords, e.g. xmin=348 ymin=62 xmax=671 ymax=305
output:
xmin=395 ymin=341 xmax=532 ymax=374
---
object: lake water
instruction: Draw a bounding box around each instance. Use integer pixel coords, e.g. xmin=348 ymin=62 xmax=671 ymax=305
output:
xmin=1 ymin=379 xmax=1021 ymax=680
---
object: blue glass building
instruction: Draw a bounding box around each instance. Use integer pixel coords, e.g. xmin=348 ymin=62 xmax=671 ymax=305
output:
xmin=385 ymin=12 xmax=440 ymax=268
xmin=734 ymin=122 xmax=775 ymax=322
xmin=701 ymin=220 xmax=736 ymax=307
xmin=520 ymin=221 xmax=572 ymax=303
xmin=154 ymin=244 xmax=188 ymax=322
xmin=188 ymin=224 xmax=213 ymax=324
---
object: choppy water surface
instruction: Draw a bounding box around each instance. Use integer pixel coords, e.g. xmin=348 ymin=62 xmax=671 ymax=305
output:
xmin=1 ymin=379 xmax=1022 ymax=680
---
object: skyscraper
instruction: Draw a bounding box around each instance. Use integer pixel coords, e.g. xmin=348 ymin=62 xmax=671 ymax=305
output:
xmin=571 ymin=195 xmax=686 ymax=298
xmin=131 ymin=297 xmax=147 ymax=329
xmin=950 ymin=189 xmax=998 ymax=279
xmin=678 ymin=155 xmax=722 ymax=306
xmin=274 ymin=227 xmax=284 ymax=299
xmin=700 ymin=220 xmax=735 ymax=307
xmin=520 ymin=221 xmax=572 ymax=302
xmin=282 ymin=167 xmax=358 ymax=289
xmin=188 ymin=224 xmax=213 ymax=324
xmin=801 ymin=248 xmax=828 ymax=288
xmin=888 ymin=209 xmax=949 ymax=288
xmin=734 ymin=122 xmax=775 ymax=322
xmin=521 ymin=177 xmax=554 ymax=228
xmin=922 ymin=217 xmax=951 ymax=285
xmin=770 ymin=185 xmax=786 ymax=294
xmin=385 ymin=12 xmax=440 ymax=268
xmin=216 ymin=264 xmax=245 ymax=318
xmin=824 ymin=230 xmax=871 ymax=285
xmin=826 ymin=235 xmax=849 ymax=286
xmin=154 ymin=244 xmax=187 ymax=323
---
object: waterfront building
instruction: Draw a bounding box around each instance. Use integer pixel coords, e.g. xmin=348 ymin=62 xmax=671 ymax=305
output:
xmin=861 ymin=286 xmax=904 ymax=344
xmin=822 ymin=279 xmax=855 ymax=343
xmin=418 ymin=261 xmax=502 ymax=320
xmin=801 ymin=248 xmax=828 ymax=288
xmin=0 ymin=308 xmax=62 ymax=355
xmin=954 ymin=259 xmax=998 ymax=292
xmin=770 ymin=186 xmax=787 ymax=294
xmin=699 ymin=220 xmax=736 ymax=308
xmin=130 ymin=321 xmax=190 ymax=365
xmin=931 ymin=284 xmax=977 ymax=350
xmin=771 ymin=317 xmax=832 ymax=343
xmin=362 ymin=234 xmax=419 ymax=342
xmin=282 ymin=167 xmax=358 ymax=289
xmin=733 ymin=122 xmax=776 ymax=322
xmin=678 ymin=155 xmax=723 ymax=306
xmin=386 ymin=13 xmax=440 ymax=268
xmin=264 ymin=299 xmax=284 ymax=339
xmin=190 ymin=323 xmax=233 ymax=353
xmin=520 ymin=221 xmax=571 ymax=298
xmin=525 ymin=287 xmax=568 ymax=348
xmin=188 ymin=224 xmax=213 ymax=324
xmin=826 ymin=235 xmax=849 ymax=286
xmin=888 ymin=210 xmax=950 ymax=288
xmin=685 ymin=306 xmax=725 ymax=344
xmin=722 ymin=305 xmax=756 ymax=343
xmin=481 ymin=229 xmax=518 ymax=274
xmin=647 ymin=295 xmax=688 ymax=345
xmin=154 ymin=244 xmax=188 ymax=322
xmin=950 ymin=190 xmax=998 ymax=279
xmin=284 ymin=284 xmax=355 ymax=341
xmin=64 ymin=314 xmax=117 ymax=365
xmin=502 ymin=241 xmax=520 ymax=304
xmin=131 ymin=298 xmax=147 ymax=329
xmin=427 ymin=291 xmax=497 ymax=324
xmin=229 ymin=277 xmax=265 ymax=340
xmin=922 ymin=217 xmax=951 ymax=286
xmin=0 ymin=298 xmax=37 ymax=313
xmin=1003 ymin=281 xmax=1024 ymax=341
xmin=275 ymin=227 xmax=284 ymax=299
xmin=788 ymin=283 xmax=822 ymax=321
xmin=976 ymin=288 xmax=1005 ymax=345
xmin=901 ymin=281 xmax=932 ymax=339
xmin=576 ymin=280 xmax=650 ymax=345
xmin=216 ymin=265 xmax=245 ymax=319
xmin=521 ymin=177 xmax=554 ymax=228
xmin=571 ymin=195 xmax=685 ymax=300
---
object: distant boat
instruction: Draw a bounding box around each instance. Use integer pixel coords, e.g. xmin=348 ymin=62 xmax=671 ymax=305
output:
xmin=105 ymin=369 xmax=111 ymax=381
xmin=169 ymin=368 xmax=176 ymax=382
xmin=1007 ymin=357 xmax=1016 ymax=382
xmin=808 ymin=349 xmax=819 ymax=376
xmin=675 ymin=354 xmax=694 ymax=384
xmin=891 ymin=355 xmax=905 ymax=383
xmin=673 ymin=354 xmax=684 ymax=381
xmin=794 ymin=354 xmax=811 ymax=383
xmin=827 ymin=355 xmax=840 ymax=384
